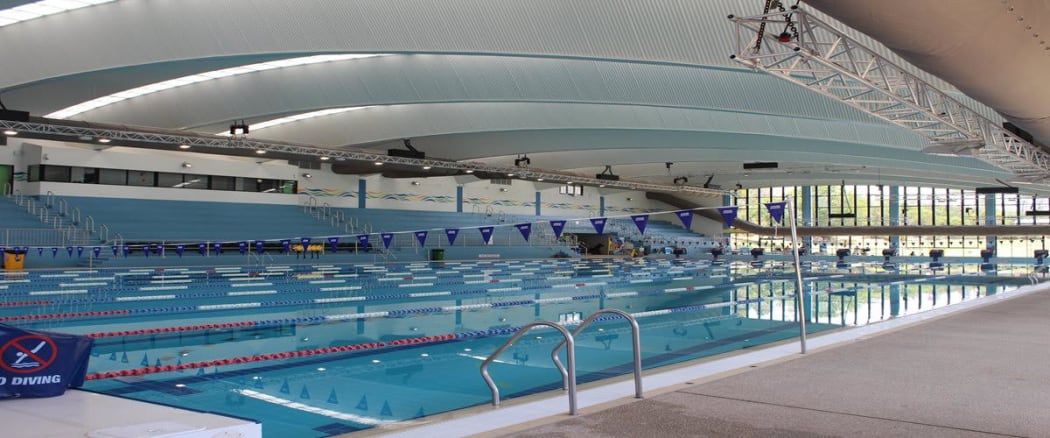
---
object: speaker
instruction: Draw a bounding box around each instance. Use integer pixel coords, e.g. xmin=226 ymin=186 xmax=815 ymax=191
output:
xmin=742 ymin=162 xmax=778 ymax=169
xmin=0 ymin=109 xmax=29 ymax=122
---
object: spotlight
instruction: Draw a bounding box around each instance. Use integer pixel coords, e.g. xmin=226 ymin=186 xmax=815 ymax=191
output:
xmin=178 ymin=144 xmax=191 ymax=150
xmin=422 ymin=165 xmax=432 ymax=170
xmin=536 ymin=178 xmax=544 ymax=182
xmin=374 ymin=162 xmax=383 ymax=166
xmin=229 ymin=121 xmax=249 ymax=135
xmin=97 ymin=138 xmax=111 ymax=143
xmin=464 ymin=169 xmax=474 ymax=174
xmin=2 ymin=130 xmax=16 ymax=136
xmin=255 ymin=149 xmax=266 ymax=154
xmin=507 ymin=173 xmax=514 ymax=177
xmin=319 ymin=156 xmax=330 ymax=161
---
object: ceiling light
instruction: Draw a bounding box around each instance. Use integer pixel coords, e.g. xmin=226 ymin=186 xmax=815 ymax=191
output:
xmin=464 ymin=169 xmax=474 ymax=174
xmin=97 ymin=138 xmax=110 ymax=143
xmin=2 ymin=130 xmax=17 ymax=136
xmin=374 ymin=162 xmax=383 ymax=166
xmin=422 ymin=165 xmax=432 ymax=170
xmin=229 ymin=121 xmax=249 ymax=135
xmin=47 ymin=54 xmax=389 ymax=119
xmin=0 ymin=0 xmax=116 ymax=30
xmin=507 ymin=173 xmax=514 ymax=177
xmin=255 ymin=149 xmax=266 ymax=155
xmin=536 ymin=178 xmax=544 ymax=182
xmin=599 ymin=184 xmax=606 ymax=188
xmin=566 ymin=181 xmax=573 ymax=185
xmin=178 ymin=144 xmax=191 ymax=149
xmin=319 ymin=156 xmax=330 ymax=161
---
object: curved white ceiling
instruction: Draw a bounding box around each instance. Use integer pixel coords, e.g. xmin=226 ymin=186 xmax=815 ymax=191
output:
xmin=0 ymin=0 xmax=1037 ymax=190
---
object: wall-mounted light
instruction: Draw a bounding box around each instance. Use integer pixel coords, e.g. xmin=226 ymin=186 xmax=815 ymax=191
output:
xmin=626 ymin=197 xmax=633 ymax=201
xmin=411 ymin=181 xmax=421 ymax=186
xmin=181 ymin=162 xmax=192 ymax=168
xmin=499 ymin=188 xmax=508 ymax=192
xmin=302 ymin=173 xmax=312 ymax=178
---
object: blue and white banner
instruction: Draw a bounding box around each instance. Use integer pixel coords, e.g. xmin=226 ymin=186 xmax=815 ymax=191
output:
xmin=764 ymin=201 xmax=788 ymax=224
xmin=199 ymin=243 xmax=207 ymax=256
xmin=280 ymin=239 xmax=291 ymax=254
xmin=718 ymin=206 xmax=739 ymax=228
xmin=0 ymin=323 xmax=93 ymax=399
xmin=76 ymin=247 xmax=84 ymax=258
xmin=357 ymin=235 xmax=369 ymax=249
xmin=549 ymin=220 xmax=566 ymax=239
xmin=327 ymin=237 xmax=340 ymax=253
xmin=675 ymin=210 xmax=694 ymax=230
xmin=213 ymin=242 xmax=223 ymax=255
xmin=479 ymin=226 xmax=494 ymax=244
xmin=590 ymin=217 xmax=607 ymax=234
xmin=414 ymin=231 xmax=428 ymax=247
xmin=51 ymin=248 xmax=58 ymax=258
xmin=176 ymin=245 xmax=185 ymax=257
xmin=255 ymin=240 xmax=265 ymax=255
xmin=381 ymin=233 xmax=394 ymax=249
xmin=299 ymin=238 xmax=311 ymax=248
xmin=66 ymin=247 xmax=73 ymax=257
xmin=515 ymin=223 xmax=532 ymax=242
xmin=111 ymin=245 xmax=118 ymax=257
xmin=143 ymin=245 xmax=150 ymax=258
xmin=92 ymin=247 xmax=101 ymax=258
xmin=445 ymin=228 xmax=459 ymax=245
xmin=122 ymin=245 xmax=130 ymax=258
xmin=631 ymin=214 xmax=649 ymax=234
xmin=238 ymin=241 xmax=248 ymax=255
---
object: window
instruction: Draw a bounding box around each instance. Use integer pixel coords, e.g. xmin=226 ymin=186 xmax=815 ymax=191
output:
xmin=127 ymin=170 xmax=156 ymax=187
xmin=42 ymin=165 xmax=71 ymax=182
xmin=98 ymin=169 xmax=127 ymax=185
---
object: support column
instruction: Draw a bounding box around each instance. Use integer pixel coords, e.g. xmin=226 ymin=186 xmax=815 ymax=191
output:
xmin=599 ymin=196 xmax=606 ymax=217
xmin=889 ymin=186 xmax=901 ymax=249
xmin=357 ymin=179 xmax=366 ymax=209
xmin=889 ymin=283 xmax=901 ymax=317
xmin=456 ymin=186 xmax=463 ymax=213
xmin=985 ymin=194 xmax=997 ymax=252
xmin=535 ymin=191 xmax=541 ymax=216
xmin=801 ymin=186 xmax=813 ymax=249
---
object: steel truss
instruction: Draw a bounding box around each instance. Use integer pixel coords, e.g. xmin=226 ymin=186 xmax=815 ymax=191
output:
xmin=0 ymin=119 xmax=725 ymax=197
xmin=729 ymin=7 xmax=1050 ymax=179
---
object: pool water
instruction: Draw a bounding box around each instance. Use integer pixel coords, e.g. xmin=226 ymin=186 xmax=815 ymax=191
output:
xmin=0 ymin=258 xmax=1036 ymax=437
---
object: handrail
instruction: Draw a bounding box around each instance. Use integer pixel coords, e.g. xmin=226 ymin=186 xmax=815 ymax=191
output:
xmin=85 ymin=216 xmax=95 ymax=234
xmin=551 ymin=309 xmax=643 ymax=400
xmin=480 ymin=321 xmax=578 ymax=415
xmin=71 ymin=207 xmax=81 ymax=225
xmin=56 ymin=198 xmax=67 ymax=217
xmin=99 ymin=224 xmax=109 ymax=243
xmin=2 ymin=182 xmax=10 ymax=196
xmin=44 ymin=191 xmax=54 ymax=209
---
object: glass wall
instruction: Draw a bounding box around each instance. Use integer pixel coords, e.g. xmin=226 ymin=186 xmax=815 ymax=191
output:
xmin=732 ymin=184 xmax=1049 ymax=258
xmin=27 ymin=165 xmax=296 ymax=194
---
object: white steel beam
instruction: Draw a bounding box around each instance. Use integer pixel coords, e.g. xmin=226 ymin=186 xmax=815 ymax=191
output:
xmin=728 ymin=6 xmax=1050 ymax=177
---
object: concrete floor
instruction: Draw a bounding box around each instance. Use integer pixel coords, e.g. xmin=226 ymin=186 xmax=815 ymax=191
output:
xmin=495 ymin=289 xmax=1050 ymax=438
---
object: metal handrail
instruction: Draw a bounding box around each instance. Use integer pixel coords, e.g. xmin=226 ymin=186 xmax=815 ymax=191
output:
xmin=44 ymin=191 xmax=54 ymax=209
xmin=99 ymin=224 xmax=109 ymax=243
xmin=56 ymin=198 xmax=68 ymax=217
xmin=480 ymin=321 xmax=578 ymax=415
xmin=85 ymin=216 xmax=95 ymax=234
xmin=71 ymin=207 xmax=81 ymax=225
xmin=551 ymin=309 xmax=643 ymax=400
xmin=2 ymin=182 xmax=10 ymax=196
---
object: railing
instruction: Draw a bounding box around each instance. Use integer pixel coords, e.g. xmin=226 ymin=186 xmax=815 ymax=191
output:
xmin=480 ymin=321 xmax=578 ymax=415
xmin=551 ymin=309 xmax=643 ymax=400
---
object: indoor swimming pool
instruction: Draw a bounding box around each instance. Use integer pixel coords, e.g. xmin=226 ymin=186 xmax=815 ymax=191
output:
xmin=0 ymin=258 xmax=1038 ymax=437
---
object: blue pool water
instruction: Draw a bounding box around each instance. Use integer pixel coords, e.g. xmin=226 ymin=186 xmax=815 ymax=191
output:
xmin=0 ymin=258 xmax=1036 ymax=437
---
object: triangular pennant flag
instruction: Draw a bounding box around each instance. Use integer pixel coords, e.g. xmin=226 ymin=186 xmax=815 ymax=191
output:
xmin=515 ymin=223 xmax=532 ymax=241
xmin=37 ymin=247 xmax=43 ymax=256
xmin=122 ymin=245 xmax=130 ymax=257
xmin=590 ymin=217 xmax=607 ymax=234
xmin=280 ymin=239 xmax=291 ymax=254
xmin=549 ymin=220 xmax=566 ymax=239
xmin=381 ymin=233 xmax=394 ymax=249
xmin=357 ymin=234 xmax=369 ymax=249
xmin=120 ymin=352 xmax=129 ymax=363
xmin=279 ymin=379 xmax=290 ymax=394
xmin=238 ymin=241 xmax=248 ymax=255
xmin=445 ymin=228 xmax=459 ymax=245
xmin=198 ymin=243 xmax=207 ymax=256
xmin=92 ymin=246 xmax=101 ymax=258
xmin=66 ymin=246 xmax=74 ymax=257
xmin=631 ymin=214 xmax=649 ymax=234
xmin=300 ymin=238 xmax=312 ymax=250
xmin=300 ymin=386 xmax=310 ymax=400
xmin=414 ymin=231 xmax=428 ymax=247
xmin=111 ymin=245 xmax=118 ymax=256
xmin=479 ymin=226 xmax=494 ymax=244
xmin=255 ymin=240 xmax=265 ymax=254
xmin=143 ymin=245 xmax=150 ymax=258
xmin=764 ymin=201 xmax=788 ymax=224
xmin=356 ymin=395 xmax=368 ymax=410
xmin=108 ymin=352 xmax=116 ymax=361
xmin=155 ymin=358 xmax=162 ymax=367
xmin=51 ymin=247 xmax=58 ymax=258
xmin=213 ymin=242 xmax=222 ymax=255
xmin=155 ymin=244 xmax=163 ymax=256
xmin=327 ymin=389 xmax=339 ymax=404
xmin=675 ymin=210 xmax=694 ymax=229
xmin=380 ymin=400 xmax=393 ymax=416
xmin=327 ymin=237 xmax=340 ymax=253
xmin=76 ymin=246 xmax=84 ymax=257
xmin=176 ymin=245 xmax=184 ymax=257
xmin=717 ymin=206 xmax=739 ymax=228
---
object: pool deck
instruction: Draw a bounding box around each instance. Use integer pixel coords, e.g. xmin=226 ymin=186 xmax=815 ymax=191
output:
xmin=379 ymin=283 xmax=1050 ymax=438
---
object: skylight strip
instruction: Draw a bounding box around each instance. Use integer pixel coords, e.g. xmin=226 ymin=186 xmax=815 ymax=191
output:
xmin=217 ymin=106 xmax=376 ymax=135
xmin=0 ymin=0 xmax=115 ymax=29
xmin=46 ymin=53 xmax=387 ymax=119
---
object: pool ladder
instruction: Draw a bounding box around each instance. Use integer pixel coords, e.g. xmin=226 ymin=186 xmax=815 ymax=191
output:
xmin=479 ymin=309 xmax=643 ymax=416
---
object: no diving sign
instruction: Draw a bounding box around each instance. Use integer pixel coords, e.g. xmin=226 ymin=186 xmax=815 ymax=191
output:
xmin=0 ymin=324 xmax=93 ymax=399
xmin=1 ymin=335 xmax=58 ymax=374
